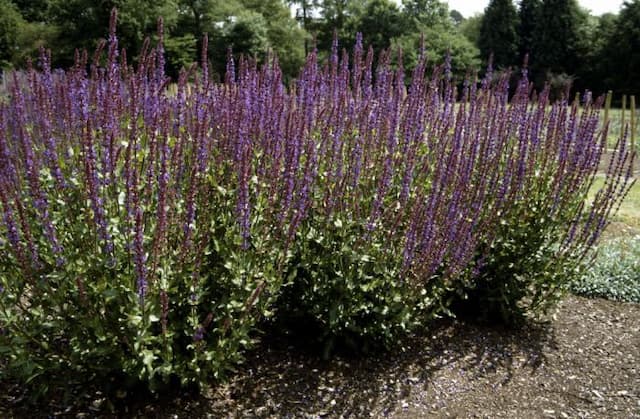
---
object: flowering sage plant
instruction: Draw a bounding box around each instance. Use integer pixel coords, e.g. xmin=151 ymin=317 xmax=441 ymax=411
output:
xmin=0 ymin=10 xmax=635 ymax=398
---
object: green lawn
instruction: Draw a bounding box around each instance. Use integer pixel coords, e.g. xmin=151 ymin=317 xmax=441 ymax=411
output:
xmin=574 ymin=175 xmax=640 ymax=302
xmin=602 ymin=108 xmax=639 ymax=150
xmin=590 ymin=175 xmax=640 ymax=234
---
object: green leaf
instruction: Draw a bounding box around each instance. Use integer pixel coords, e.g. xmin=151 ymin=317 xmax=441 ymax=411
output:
xmin=141 ymin=349 xmax=156 ymax=372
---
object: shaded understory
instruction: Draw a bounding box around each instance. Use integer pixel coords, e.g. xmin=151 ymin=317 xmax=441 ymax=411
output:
xmin=2 ymin=295 xmax=638 ymax=418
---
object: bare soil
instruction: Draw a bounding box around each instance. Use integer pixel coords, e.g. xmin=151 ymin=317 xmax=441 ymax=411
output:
xmin=3 ymin=295 xmax=638 ymax=418
xmin=598 ymin=149 xmax=640 ymax=175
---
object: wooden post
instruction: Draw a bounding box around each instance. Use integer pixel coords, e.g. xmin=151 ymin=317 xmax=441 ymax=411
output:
xmin=604 ymin=90 xmax=612 ymax=130
xmin=621 ymin=94 xmax=627 ymax=129
xmin=631 ymin=95 xmax=637 ymax=149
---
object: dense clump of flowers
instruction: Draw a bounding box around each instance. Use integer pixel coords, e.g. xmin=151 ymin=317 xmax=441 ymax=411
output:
xmin=447 ymin=69 xmax=636 ymax=323
xmin=0 ymin=9 xmax=635 ymax=397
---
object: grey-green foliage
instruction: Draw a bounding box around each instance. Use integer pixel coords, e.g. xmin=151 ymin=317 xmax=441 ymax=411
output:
xmin=275 ymin=215 xmax=428 ymax=358
xmin=570 ymin=236 xmax=640 ymax=303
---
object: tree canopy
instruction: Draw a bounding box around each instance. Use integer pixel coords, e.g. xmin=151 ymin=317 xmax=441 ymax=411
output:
xmin=479 ymin=0 xmax=519 ymax=69
xmin=604 ymin=0 xmax=640 ymax=97
xmin=0 ymin=0 xmax=637 ymax=98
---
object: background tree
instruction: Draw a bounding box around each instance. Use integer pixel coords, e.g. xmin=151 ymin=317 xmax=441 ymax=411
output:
xmin=175 ymin=0 xmax=242 ymax=53
xmin=241 ymin=0 xmax=306 ymax=79
xmin=570 ymin=8 xmax=599 ymax=93
xmin=0 ymin=0 xmax=637 ymax=99
xmin=44 ymin=0 xmax=178 ymax=68
xmin=583 ymin=13 xmax=619 ymax=94
xmin=393 ymin=0 xmax=480 ymax=80
xmin=517 ymin=0 xmax=541 ymax=60
xmin=0 ymin=0 xmax=58 ymax=69
xmin=603 ymin=0 xmax=640 ymax=98
xmin=288 ymin=0 xmax=321 ymax=55
xmin=0 ymin=0 xmax=25 ymax=68
xmin=478 ymin=0 xmax=519 ymax=69
xmin=11 ymin=0 xmax=50 ymax=22
xmin=320 ymin=0 xmax=349 ymax=34
xmin=317 ymin=0 xmax=359 ymax=52
xmin=459 ymin=13 xmax=483 ymax=46
xmin=401 ymin=0 xmax=451 ymax=28
xmin=350 ymin=0 xmax=403 ymax=53
xmin=449 ymin=9 xmax=464 ymax=26
xmin=529 ymin=0 xmax=584 ymax=88
xmin=393 ymin=27 xmax=480 ymax=81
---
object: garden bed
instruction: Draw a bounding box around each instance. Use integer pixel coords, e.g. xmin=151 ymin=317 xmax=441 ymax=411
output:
xmin=2 ymin=294 xmax=638 ymax=417
xmin=1 ymin=13 xmax=638 ymax=417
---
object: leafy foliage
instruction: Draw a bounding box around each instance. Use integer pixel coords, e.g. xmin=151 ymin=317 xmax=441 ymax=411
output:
xmin=350 ymin=0 xmax=403 ymax=53
xmin=0 ymin=12 xmax=293 ymax=399
xmin=447 ymin=77 xmax=636 ymax=324
xmin=0 ymin=10 xmax=636 ymax=402
xmin=529 ymin=0 xmax=587 ymax=88
xmin=45 ymin=0 xmax=178 ymax=68
xmin=392 ymin=26 xmax=480 ymax=81
xmin=517 ymin=0 xmax=541 ymax=60
xmin=601 ymin=0 xmax=640 ymax=99
xmin=276 ymin=216 xmax=420 ymax=357
xmin=0 ymin=0 xmax=24 ymax=68
xmin=478 ymin=0 xmax=519 ymax=69
xmin=459 ymin=13 xmax=483 ymax=46
xmin=401 ymin=0 xmax=451 ymax=28
xmin=1 ymin=0 xmax=639 ymax=97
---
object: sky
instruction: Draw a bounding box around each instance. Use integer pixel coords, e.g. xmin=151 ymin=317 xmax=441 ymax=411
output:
xmin=444 ymin=0 xmax=626 ymax=17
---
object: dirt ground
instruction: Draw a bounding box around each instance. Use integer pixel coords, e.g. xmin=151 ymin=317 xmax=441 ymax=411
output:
xmin=197 ymin=295 xmax=640 ymax=419
xmin=599 ymin=149 xmax=640 ymax=175
xmin=4 ymin=294 xmax=636 ymax=418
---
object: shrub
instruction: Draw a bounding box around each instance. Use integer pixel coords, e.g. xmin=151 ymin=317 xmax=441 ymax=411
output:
xmin=570 ymin=235 xmax=640 ymax=303
xmin=449 ymin=72 xmax=636 ymax=324
xmin=269 ymin=40 xmax=494 ymax=354
xmin=277 ymin=216 xmax=417 ymax=357
xmin=0 ymin=9 xmax=635 ymax=401
xmin=0 ymin=13 xmax=295 ymax=398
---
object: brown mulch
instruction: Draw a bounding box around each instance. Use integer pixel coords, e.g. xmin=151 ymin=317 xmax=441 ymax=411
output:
xmin=2 ymin=295 xmax=639 ymax=418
